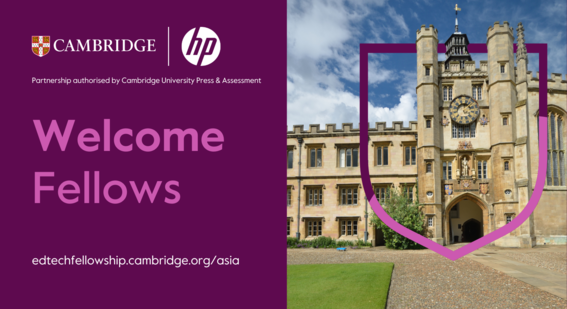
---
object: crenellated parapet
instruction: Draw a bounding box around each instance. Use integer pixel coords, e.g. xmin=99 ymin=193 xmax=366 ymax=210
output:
xmin=287 ymin=121 xmax=418 ymax=135
xmin=487 ymin=21 xmax=514 ymax=41
xmin=464 ymin=61 xmax=476 ymax=72
xmin=416 ymin=24 xmax=438 ymax=42
xmin=439 ymin=59 xmax=489 ymax=77
xmin=526 ymin=71 xmax=567 ymax=93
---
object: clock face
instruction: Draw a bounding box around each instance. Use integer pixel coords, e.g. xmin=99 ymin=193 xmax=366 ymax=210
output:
xmin=449 ymin=95 xmax=480 ymax=125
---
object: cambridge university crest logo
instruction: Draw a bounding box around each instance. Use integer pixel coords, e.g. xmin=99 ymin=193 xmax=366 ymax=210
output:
xmin=32 ymin=36 xmax=50 ymax=57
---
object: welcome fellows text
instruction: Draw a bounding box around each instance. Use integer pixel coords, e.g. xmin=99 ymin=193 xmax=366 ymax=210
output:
xmin=33 ymin=119 xmax=224 ymax=204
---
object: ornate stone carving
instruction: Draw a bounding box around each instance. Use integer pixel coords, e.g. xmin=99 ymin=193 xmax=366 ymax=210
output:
xmin=441 ymin=116 xmax=450 ymax=127
xmin=462 ymin=157 xmax=469 ymax=176
xmin=516 ymin=22 xmax=528 ymax=62
xmin=458 ymin=141 xmax=473 ymax=150
xmin=480 ymin=183 xmax=489 ymax=194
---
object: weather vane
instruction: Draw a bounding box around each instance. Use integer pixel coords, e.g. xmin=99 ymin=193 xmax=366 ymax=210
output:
xmin=454 ymin=4 xmax=461 ymax=32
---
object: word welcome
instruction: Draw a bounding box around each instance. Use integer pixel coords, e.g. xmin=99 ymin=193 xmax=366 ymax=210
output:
xmin=33 ymin=119 xmax=225 ymax=204
xmin=33 ymin=119 xmax=224 ymax=152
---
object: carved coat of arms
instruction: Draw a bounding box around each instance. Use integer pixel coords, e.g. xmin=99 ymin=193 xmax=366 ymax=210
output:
xmin=462 ymin=180 xmax=471 ymax=189
xmin=480 ymin=183 xmax=489 ymax=194
xmin=445 ymin=184 xmax=453 ymax=195
xmin=458 ymin=141 xmax=473 ymax=150
xmin=441 ymin=117 xmax=450 ymax=127
xmin=479 ymin=116 xmax=489 ymax=126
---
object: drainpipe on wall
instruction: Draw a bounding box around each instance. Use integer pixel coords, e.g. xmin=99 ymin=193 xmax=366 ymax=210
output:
xmin=296 ymin=137 xmax=303 ymax=240
xmin=364 ymin=135 xmax=371 ymax=244
xmin=364 ymin=197 xmax=368 ymax=244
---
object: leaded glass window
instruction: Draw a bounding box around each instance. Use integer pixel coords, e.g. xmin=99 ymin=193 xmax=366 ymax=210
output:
xmin=340 ymin=188 xmax=358 ymax=206
xmin=307 ymin=188 xmax=323 ymax=206
xmin=545 ymin=112 xmax=566 ymax=186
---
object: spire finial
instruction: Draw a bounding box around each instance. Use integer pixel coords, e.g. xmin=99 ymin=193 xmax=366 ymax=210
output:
xmin=516 ymin=22 xmax=528 ymax=63
xmin=454 ymin=4 xmax=461 ymax=32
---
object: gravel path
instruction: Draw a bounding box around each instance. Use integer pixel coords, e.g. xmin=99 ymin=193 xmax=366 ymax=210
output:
xmin=500 ymin=251 xmax=567 ymax=275
xmin=288 ymin=248 xmax=566 ymax=308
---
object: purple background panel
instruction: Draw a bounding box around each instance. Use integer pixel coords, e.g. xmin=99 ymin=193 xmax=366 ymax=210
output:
xmin=0 ymin=0 xmax=286 ymax=307
xmin=359 ymin=43 xmax=548 ymax=261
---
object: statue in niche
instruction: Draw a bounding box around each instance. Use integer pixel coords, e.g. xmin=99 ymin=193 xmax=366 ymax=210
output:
xmin=462 ymin=157 xmax=469 ymax=176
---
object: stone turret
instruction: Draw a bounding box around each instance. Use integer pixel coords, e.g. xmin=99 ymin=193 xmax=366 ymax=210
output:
xmin=416 ymin=24 xmax=443 ymax=245
xmin=487 ymin=21 xmax=524 ymax=247
xmin=513 ymin=22 xmax=535 ymax=247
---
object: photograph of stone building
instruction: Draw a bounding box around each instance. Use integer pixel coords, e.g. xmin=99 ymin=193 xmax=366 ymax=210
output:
xmin=287 ymin=20 xmax=566 ymax=248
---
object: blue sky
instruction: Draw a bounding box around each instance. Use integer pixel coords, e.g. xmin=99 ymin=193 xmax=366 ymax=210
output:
xmin=287 ymin=0 xmax=567 ymax=128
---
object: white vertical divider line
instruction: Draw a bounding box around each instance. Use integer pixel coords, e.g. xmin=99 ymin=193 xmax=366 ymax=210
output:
xmin=168 ymin=27 xmax=170 ymax=66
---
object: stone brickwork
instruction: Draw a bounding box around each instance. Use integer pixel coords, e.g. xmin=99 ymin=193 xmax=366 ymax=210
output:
xmin=287 ymin=21 xmax=566 ymax=248
xmin=287 ymin=122 xmax=418 ymax=243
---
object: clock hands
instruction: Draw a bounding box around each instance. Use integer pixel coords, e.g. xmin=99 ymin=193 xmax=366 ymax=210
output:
xmin=449 ymin=96 xmax=479 ymax=125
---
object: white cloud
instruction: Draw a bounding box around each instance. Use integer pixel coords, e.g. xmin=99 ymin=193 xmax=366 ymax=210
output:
xmin=468 ymin=0 xmax=566 ymax=77
xmin=287 ymin=0 xmax=354 ymax=60
xmin=410 ymin=10 xmax=419 ymax=21
xmin=526 ymin=24 xmax=565 ymax=76
xmin=287 ymin=0 xmax=416 ymax=129
xmin=541 ymin=0 xmax=567 ymax=26
xmin=369 ymin=93 xmax=417 ymax=126
xmin=287 ymin=74 xmax=416 ymax=129
xmin=394 ymin=70 xmax=417 ymax=97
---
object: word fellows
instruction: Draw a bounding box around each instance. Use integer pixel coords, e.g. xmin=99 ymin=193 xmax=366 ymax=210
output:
xmin=33 ymin=119 xmax=225 ymax=205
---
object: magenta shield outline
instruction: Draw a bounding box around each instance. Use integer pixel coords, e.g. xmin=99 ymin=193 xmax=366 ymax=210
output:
xmin=359 ymin=43 xmax=548 ymax=260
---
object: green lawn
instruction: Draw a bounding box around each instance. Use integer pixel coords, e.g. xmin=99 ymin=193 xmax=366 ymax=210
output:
xmin=287 ymin=263 xmax=393 ymax=309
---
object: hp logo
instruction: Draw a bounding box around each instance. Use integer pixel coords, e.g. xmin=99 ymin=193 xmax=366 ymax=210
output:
xmin=181 ymin=27 xmax=221 ymax=66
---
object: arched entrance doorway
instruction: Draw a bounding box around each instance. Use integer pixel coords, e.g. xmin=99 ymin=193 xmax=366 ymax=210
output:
xmin=445 ymin=193 xmax=489 ymax=244
xmin=462 ymin=218 xmax=482 ymax=242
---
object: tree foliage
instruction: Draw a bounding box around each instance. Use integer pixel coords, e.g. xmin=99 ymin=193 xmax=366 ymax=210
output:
xmin=370 ymin=185 xmax=426 ymax=250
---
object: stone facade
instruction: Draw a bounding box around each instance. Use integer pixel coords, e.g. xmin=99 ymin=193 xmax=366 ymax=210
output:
xmin=287 ymin=22 xmax=566 ymax=248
